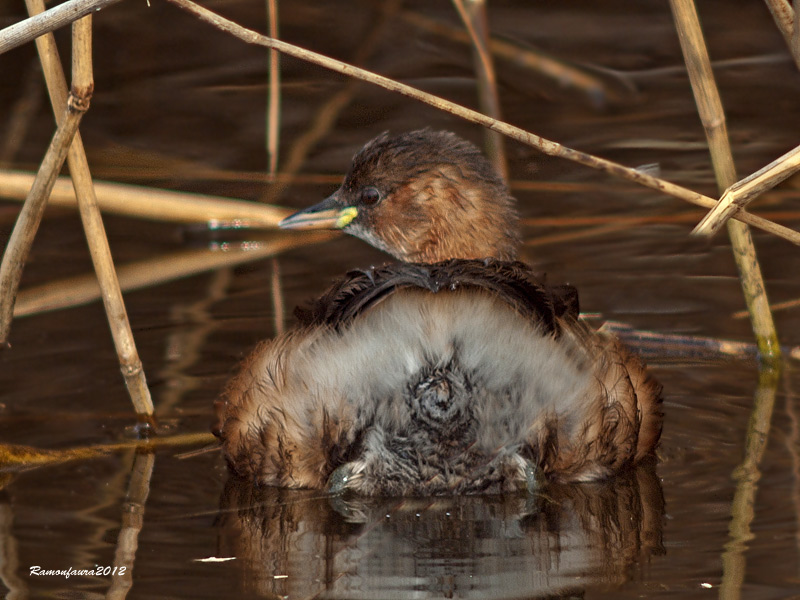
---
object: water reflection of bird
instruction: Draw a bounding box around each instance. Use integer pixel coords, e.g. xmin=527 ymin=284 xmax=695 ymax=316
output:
xmin=214 ymin=129 xmax=662 ymax=496
xmin=217 ymin=465 xmax=664 ymax=599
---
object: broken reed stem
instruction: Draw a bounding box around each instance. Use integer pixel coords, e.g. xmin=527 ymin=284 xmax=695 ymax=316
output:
xmin=0 ymin=0 xmax=124 ymax=55
xmin=266 ymin=0 xmax=280 ymax=176
xmin=455 ymin=0 xmax=508 ymax=179
xmin=670 ymin=0 xmax=781 ymax=361
xmin=0 ymin=102 xmax=85 ymax=343
xmin=164 ymin=0 xmax=800 ymax=246
xmin=694 ymin=144 xmax=800 ymax=235
xmin=763 ymin=0 xmax=800 ymax=70
xmin=26 ymin=0 xmax=154 ymax=419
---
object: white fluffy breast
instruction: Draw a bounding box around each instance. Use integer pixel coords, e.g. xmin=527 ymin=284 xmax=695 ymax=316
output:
xmin=277 ymin=289 xmax=594 ymax=437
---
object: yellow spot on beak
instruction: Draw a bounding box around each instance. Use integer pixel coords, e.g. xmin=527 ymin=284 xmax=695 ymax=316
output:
xmin=335 ymin=207 xmax=358 ymax=228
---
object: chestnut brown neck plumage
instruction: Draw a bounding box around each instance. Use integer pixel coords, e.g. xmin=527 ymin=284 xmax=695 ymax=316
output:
xmin=280 ymin=129 xmax=520 ymax=263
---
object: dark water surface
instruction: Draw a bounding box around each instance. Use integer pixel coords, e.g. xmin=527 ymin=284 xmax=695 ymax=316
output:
xmin=2 ymin=0 xmax=800 ymax=598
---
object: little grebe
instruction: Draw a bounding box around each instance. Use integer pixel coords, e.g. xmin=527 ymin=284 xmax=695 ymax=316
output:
xmin=214 ymin=129 xmax=662 ymax=496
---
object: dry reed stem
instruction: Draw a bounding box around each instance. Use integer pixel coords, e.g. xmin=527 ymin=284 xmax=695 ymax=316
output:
xmin=693 ymin=144 xmax=800 ymax=235
xmin=25 ymin=0 xmax=154 ymax=418
xmin=0 ymin=98 xmax=85 ymax=343
xmin=400 ymin=11 xmax=627 ymax=107
xmin=720 ymin=368 xmax=780 ymax=600
xmin=0 ymin=170 xmax=291 ymax=226
xmin=12 ymin=231 xmax=334 ymax=318
xmin=0 ymin=0 xmax=124 ymax=55
xmin=763 ymin=0 xmax=800 ymax=69
xmin=105 ymin=451 xmax=154 ymax=600
xmin=266 ymin=0 xmax=280 ymax=175
xmin=164 ymin=0 xmax=800 ymax=246
xmin=453 ymin=0 xmax=508 ymax=179
xmin=670 ymin=0 xmax=781 ymax=360
xmin=670 ymin=3 xmax=783 ymax=595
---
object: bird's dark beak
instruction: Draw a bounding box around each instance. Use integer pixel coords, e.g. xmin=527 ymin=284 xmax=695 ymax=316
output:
xmin=278 ymin=191 xmax=358 ymax=230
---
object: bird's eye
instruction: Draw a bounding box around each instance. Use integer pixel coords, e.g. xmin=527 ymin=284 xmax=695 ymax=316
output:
xmin=359 ymin=187 xmax=381 ymax=206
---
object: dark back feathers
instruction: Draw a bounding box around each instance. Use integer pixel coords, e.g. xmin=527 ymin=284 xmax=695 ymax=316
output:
xmin=295 ymin=259 xmax=580 ymax=336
